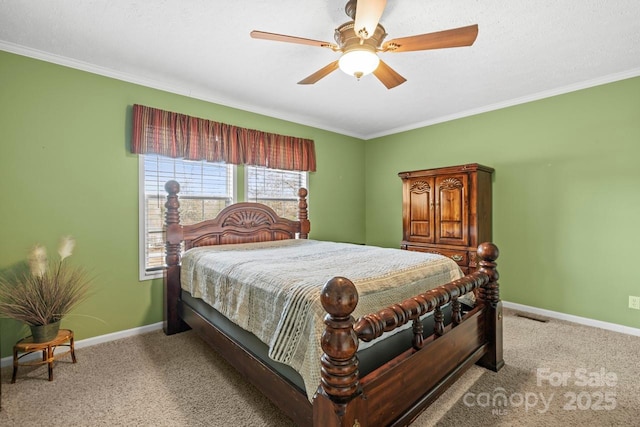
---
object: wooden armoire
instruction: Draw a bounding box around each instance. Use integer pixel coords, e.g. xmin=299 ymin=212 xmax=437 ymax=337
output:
xmin=398 ymin=163 xmax=494 ymax=274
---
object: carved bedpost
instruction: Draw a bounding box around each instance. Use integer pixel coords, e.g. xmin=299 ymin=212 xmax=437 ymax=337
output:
xmin=475 ymin=242 xmax=504 ymax=372
xmin=298 ymin=187 xmax=310 ymax=239
xmin=164 ymin=180 xmax=187 ymax=335
xmin=313 ymin=277 xmax=365 ymax=427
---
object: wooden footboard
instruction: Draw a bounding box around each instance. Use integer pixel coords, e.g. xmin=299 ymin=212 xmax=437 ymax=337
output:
xmin=314 ymin=243 xmax=502 ymax=426
xmin=162 ymin=180 xmax=503 ymax=426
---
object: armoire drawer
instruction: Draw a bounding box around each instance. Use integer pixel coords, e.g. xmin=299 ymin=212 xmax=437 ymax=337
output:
xmin=405 ymin=246 xmax=468 ymax=267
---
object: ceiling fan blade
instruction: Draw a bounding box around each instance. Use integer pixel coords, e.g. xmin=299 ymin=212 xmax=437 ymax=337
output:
xmin=354 ymin=0 xmax=387 ymax=40
xmin=250 ymin=30 xmax=337 ymax=50
xmin=373 ymin=60 xmax=407 ymax=89
xmin=298 ymin=61 xmax=340 ymax=85
xmin=382 ymin=24 xmax=479 ymax=52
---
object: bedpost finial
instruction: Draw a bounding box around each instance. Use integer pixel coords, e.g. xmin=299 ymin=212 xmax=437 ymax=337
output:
xmin=478 ymin=242 xmax=499 ymax=290
xmin=477 ymin=242 xmax=499 ymax=262
xmin=165 ymin=180 xmax=180 ymax=194
xmin=298 ymin=187 xmax=308 ymax=198
xmin=321 ymin=277 xmax=358 ymax=318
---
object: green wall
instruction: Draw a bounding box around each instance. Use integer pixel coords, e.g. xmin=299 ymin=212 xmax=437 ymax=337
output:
xmin=365 ymin=76 xmax=640 ymax=330
xmin=0 ymin=51 xmax=365 ymax=357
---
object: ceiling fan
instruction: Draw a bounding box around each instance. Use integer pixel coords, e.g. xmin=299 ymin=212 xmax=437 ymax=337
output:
xmin=250 ymin=0 xmax=478 ymax=89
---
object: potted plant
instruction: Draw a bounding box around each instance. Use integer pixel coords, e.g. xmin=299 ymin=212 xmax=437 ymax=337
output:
xmin=0 ymin=236 xmax=91 ymax=343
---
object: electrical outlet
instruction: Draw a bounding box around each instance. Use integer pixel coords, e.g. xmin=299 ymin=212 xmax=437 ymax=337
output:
xmin=629 ymin=296 xmax=640 ymax=310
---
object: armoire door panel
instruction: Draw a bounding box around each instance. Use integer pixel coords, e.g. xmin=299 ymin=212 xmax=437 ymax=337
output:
xmin=435 ymin=174 xmax=468 ymax=245
xmin=410 ymin=221 xmax=431 ymax=238
xmin=438 ymin=220 xmax=463 ymax=240
xmin=408 ymin=179 xmax=434 ymax=243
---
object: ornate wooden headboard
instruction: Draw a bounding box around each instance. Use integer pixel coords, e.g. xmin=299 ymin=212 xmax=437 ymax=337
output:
xmin=163 ymin=180 xmax=310 ymax=255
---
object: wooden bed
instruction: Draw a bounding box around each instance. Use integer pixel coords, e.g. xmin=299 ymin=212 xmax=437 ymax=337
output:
xmin=163 ymin=180 xmax=503 ymax=426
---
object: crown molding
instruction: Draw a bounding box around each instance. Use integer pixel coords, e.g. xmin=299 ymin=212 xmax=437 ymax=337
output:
xmin=366 ymin=67 xmax=640 ymax=139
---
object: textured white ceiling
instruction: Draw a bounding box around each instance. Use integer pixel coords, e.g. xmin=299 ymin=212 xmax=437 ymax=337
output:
xmin=1 ymin=0 xmax=640 ymax=139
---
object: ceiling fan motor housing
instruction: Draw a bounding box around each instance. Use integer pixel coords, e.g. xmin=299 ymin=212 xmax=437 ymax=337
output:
xmin=335 ymin=21 xmax=387 ymax=53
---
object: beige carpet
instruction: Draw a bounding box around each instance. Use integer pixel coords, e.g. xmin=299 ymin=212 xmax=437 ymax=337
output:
xmin=1 ymin=309 xmax=638 ymax=426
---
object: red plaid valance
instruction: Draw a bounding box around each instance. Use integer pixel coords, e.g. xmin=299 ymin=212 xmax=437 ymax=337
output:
xmin=131 ymin=104 xmax=316 ymax=172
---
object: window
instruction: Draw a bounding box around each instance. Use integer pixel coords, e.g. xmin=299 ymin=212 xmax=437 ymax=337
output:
xmin=138 ymin=157 xmax=306 ymax=280
xmin=139 ymin=154 xmax=234 ymax=280
xmin=246 ymin=166 xmax=307 ymax=220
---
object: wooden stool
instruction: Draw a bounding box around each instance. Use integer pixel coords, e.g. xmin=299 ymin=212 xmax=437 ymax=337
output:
xmin=12 ymin=329 xmax=76 ymax=383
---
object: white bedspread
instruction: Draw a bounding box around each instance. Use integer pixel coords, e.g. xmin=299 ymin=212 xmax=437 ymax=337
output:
xmin=180 ymin=239 xmax=463 ymax=399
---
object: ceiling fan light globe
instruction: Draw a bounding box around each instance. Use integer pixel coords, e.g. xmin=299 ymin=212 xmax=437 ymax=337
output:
xmin=338 ymin=50 xmax=380 ymax=78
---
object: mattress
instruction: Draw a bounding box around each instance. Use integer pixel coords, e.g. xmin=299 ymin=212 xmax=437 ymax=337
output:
xmin=180 ymin=239 xmax=463 ymax=398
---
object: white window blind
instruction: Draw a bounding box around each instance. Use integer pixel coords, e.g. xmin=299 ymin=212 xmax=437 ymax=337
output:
xmin=246 ymin=166 xmax=307 ymax=220
xmin=139 ymin=154 xmax=234 ymax=279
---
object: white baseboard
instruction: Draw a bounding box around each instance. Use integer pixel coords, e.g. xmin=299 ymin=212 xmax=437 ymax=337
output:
xmin=503 ymin=301 xmax=640 ymax=337
xmin=3 ymin=304 xmax=638 ymax=369
xmin=1 ymin=321 xmax=163 ymax=368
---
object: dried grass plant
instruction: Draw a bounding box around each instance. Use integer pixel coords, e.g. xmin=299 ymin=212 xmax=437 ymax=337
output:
xmin=0 ymin=236 xmax=91 ymax=326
